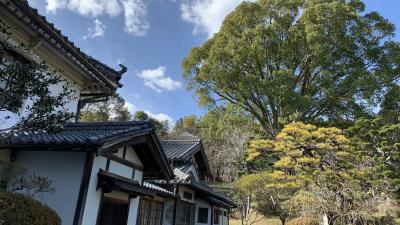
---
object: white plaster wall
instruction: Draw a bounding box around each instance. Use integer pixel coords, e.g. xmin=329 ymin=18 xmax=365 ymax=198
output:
xmin=125 ymin=146 xmax=143 ymax=166
xmin=178 ymin=186 xmax=196 ymax=203
xmin=162 ymin=198 xmax=176 ymax=225
xmin=195 ymin=198 xmax=212 ymax=225
xmin=109 ymin=160 xmax=133 ymax=179
xmin=81 ymin=155 xmax=107 ymax=225
xmin=127 ymin=197 xmax=141 ymax=225
xmin=14 ymin=151 xmax=86 ymax=225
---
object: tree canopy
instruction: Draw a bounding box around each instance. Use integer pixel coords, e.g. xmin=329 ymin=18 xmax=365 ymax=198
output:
xmin=183 ymin=0 xmax=400 ymax=135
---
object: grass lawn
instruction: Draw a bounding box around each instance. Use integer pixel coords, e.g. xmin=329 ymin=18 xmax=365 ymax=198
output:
xmin=230 ymin=218 xmax=281 ymax=225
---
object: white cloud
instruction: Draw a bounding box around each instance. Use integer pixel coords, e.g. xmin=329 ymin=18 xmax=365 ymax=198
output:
xmin=137 ymin=66 xmax=182 ymax=93
xmin=45 ymin=0 xmax=67 ymax=13
xmin=124 ymin=102 xmax=174 ymax=126
xmin=44 ymin=0 xmax=149 ymax=36
xmin=180 ymin=0 xmax=244 ymax=37
xmin=121 ymin=0 xmax=149 ymax=36
xmin=83 ymin=19 xmax=106 ymax=40
xmin=46 ymin=0 xmax=121 ymax=16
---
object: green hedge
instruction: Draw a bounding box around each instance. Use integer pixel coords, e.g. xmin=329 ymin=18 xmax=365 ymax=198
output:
xmin=286 ymin=217 xmax=319 ymax=225
xmin=0 ymin=191 xmax=61 ymax=225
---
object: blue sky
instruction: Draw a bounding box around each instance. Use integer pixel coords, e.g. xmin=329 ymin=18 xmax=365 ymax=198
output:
xmin=27 ymin=0 xmax=400 ymax=126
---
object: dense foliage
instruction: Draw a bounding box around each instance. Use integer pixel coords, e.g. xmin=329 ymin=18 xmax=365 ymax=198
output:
xmin=183 ymin=0 xmax=400 ymax=135
xmin=0 ymin=191 xmax=61 ymax=225
xmin=237 ymin=122 xmax=399 ymax=225
xmin=80 ymin=94 xmax=132 ymax=122
xmin=0 ymin=21 xmax=74 ymax=134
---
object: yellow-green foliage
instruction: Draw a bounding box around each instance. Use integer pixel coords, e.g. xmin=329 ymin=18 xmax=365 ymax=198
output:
xmin=0 ymin=191 xmax=61 ymax=225
xmin=247 ymin=122 xmax=350 ymax=162
xmin=286 ymin=217 xmax=319 ymax=225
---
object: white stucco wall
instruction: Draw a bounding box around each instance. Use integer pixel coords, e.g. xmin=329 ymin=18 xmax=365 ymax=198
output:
xmin=163 ymin=198 xmax=176 ymax=225
xmin=81 ymin=155 xmax=107 ymax=225
xmin=109 ymin=160 xmax=133 ymax=179
xmin=14 ymin=151 xmax=86 ymax=225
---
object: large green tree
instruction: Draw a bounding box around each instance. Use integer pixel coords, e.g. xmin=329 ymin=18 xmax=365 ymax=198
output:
xmin=80 ymin=94 xmax=131 ymax=122
xmin=183 ymin=0 xmax=400 ymax=135
xmin=133 ymin=111 xmax=170 ymax=138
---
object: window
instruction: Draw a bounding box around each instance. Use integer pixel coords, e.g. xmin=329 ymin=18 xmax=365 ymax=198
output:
xmin=138 ymin=199 xmax=164 ymax=225
xmin=223 ymin=211 xmax=227 ymax=217
xmin=197 ymin=208 xmax=208 ymax=224
xmin=183 ymin=191 xmax=193 ymax=200
xmin=176 ymin=201 xmax=195 ymax=225
xmin=213 ymin=209 xmax=220 ymax=224
xmin=98 ymin=198 xmax=129 ymax=225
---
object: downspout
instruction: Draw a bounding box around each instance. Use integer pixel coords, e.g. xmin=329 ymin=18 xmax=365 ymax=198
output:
xmin=172 ymin=184 xmax=179 ymax=225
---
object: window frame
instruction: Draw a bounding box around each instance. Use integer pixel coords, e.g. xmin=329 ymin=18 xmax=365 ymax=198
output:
xmin=197 ymin=207 xmax=209 ymax=224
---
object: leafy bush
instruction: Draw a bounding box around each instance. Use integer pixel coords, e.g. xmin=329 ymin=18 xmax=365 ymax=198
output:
xmin=0 ymin=191 xmax=61 ymax=225
xmin=286 ymin=217 xmax=319 ymax=225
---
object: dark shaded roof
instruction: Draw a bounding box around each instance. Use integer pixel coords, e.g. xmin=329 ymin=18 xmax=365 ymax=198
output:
xmin=161 ymin=139 xmax=211 ymax=178
xmin=1 ymin=0 xmax=126 ymax=90
xmin=98 ymin=170 xmax=155 ymax=197
xmin=161 ymin=139 xmax=202 ymax=161
xmin=185 ymin=181 xmax=236 ymax=208
xmin=4 ymin=121 xmax=152 ymax=147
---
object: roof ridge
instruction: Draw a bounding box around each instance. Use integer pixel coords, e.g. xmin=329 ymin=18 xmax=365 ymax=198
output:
xmin=66 ymin=120 xmax=153 ymax=127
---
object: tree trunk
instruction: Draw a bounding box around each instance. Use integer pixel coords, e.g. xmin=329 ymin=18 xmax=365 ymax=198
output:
xmin=322 ymin=214 xmax=329 ymax=225
xmin=279 ymin=217 xmax=286 ymax=225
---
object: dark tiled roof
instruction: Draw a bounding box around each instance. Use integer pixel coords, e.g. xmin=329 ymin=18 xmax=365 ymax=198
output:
xmin=161 ymin=139 xmax=201 ymax=161
xmin=98 ymin=170 xmax=155 ymax=197
xmin=187 ymin=181 xmax=236 ymax=208
xmin=143 ymin=181 xmax=175 ymax=198
xmin=1 ymin=0 xmax=126 ymax=89
xmin=171 ymin=167 xmax=236 ymax=208
xmin=3 ymin=121 xmax=153 ymax=146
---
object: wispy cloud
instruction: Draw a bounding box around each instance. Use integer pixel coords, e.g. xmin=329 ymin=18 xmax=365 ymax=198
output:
xmin=83 ymin=19 xmax=106 ymax=40
xmin=121 ymin=0 xmax=149 ymax=36
xmin=44 ymin=0 xmax=149 ymax=36
xmin=180 ymin=0 xmax=244 ymax=37
xmin=137 ymin=66 xmax=182 ymax=93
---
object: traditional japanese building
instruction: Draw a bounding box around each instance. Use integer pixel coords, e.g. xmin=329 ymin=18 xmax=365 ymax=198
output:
xmin=143 ymin=139 xmax=236 ymax=225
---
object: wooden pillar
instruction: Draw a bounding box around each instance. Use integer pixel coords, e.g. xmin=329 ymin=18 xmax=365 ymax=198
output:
xmin=210 ymin=204 xmax=213 ymax=225
xmin=172 ymin=184 xmax=179 ymax=225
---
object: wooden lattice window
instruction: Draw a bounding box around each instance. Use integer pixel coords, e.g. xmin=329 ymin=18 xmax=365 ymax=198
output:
xmin=176 ymin=200 xmax=195 ymax=225
xmin=138 ymin=198 xmax=164 ymax=225
xmin=97 ymin=198 xmax=129 ymax=225
xmin=213 ymin=209 xmax=220 ymax=224
xmin=197 ymin=207 xmax=209 ymax=224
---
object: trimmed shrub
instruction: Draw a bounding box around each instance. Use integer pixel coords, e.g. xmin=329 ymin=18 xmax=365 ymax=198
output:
xmin=286 ymin=217 xmax=319 ymax=225
xmin=0 ymin=191 xmax=61 ymax=225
